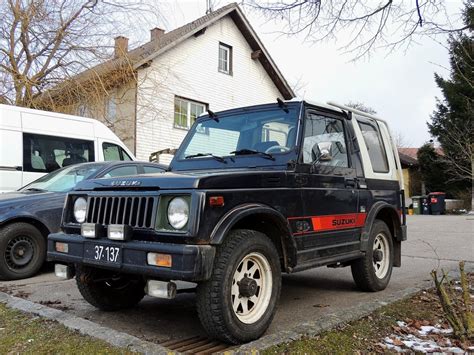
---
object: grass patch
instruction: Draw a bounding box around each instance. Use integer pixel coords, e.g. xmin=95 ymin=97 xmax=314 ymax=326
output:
xmin=263 ymin=290 xmax=444 ymax=354
xmin=0 ymin=303 xmax=132 ymax=354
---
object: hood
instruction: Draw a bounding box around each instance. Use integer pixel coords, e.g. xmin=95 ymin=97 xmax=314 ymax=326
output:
xmin=73 ymin=169 xmax=290 ymax=191
xmin=0 ymin=191 xmax=65 ymax=206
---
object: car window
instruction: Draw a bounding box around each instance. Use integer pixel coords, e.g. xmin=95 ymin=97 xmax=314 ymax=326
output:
xmin=302 ymin=113 xmax=348 ymax=168
xmin=143 ymin=166 xmax=165 ymax=174
xmin=358 ymin=121 xmax=389 ymax=173
xmin=103 ymin=142 xmax=132 ymax=161
xmin=23 ymin=133 xmax=94 ymax=173
xmin=102 ymin=165 xmax=138 ymax=178
xmin=21 ymin=164 xmax=104 ymax=192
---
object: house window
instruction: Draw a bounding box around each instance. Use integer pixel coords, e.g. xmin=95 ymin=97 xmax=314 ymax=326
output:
xmin=218 ymin=42 xmax=232 ymax=74
xmin=174 ymin=97 xmax=206 ymax=129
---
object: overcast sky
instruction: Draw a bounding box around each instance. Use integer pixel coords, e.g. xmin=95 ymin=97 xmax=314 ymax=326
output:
xmin=132 ymin=1 xmax=465 ymax=147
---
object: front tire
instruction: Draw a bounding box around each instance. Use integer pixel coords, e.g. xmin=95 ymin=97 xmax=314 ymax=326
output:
xmin=76 ymin=266 xmax=145 ymax=311
xmin=351 ymin=220 xmax=393 ymax=291
xmin=196 ymin=229 xmax=281 ymax=344
xmin=0 ymin=223 xmax=46 ymax=280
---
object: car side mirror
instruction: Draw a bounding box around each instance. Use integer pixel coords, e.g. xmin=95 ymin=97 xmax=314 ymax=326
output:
xmin=317 ymin=142 xmax=333 ymax=161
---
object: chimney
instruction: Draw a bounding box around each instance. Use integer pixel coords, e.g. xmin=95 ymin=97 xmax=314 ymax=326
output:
xmin=114 ymin=36 xmax=129 ymax=58
xmin=150 ymin=27 xmax=165 ymax=41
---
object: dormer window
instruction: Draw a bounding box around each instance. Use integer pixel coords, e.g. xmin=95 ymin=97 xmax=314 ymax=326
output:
xmin=218 ymin=42 xmax=232 ymax=75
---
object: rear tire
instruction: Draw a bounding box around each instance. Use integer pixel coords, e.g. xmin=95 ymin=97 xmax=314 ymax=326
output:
xmin=0 ymin=223 xmax=46 ymax=280
xmin=351 ymin=220 xmax=393 ymax=291
xmin=76 ymin=266 xmax=145 ymax=311
xmin=196 ymin=229 xmax=281 ymax=344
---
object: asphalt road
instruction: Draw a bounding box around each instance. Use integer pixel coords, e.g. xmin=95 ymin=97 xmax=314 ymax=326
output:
xmin=1 ymin=215 xmax=473 ymax=346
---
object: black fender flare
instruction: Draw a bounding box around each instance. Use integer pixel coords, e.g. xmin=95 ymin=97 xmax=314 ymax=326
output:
xmin=361 ymin=202 xmax=402 ymax=250
xmin=361 ymin=201 xmax=403 ymax=267
xmin=209 ymin=203 xmax=297 ymax=270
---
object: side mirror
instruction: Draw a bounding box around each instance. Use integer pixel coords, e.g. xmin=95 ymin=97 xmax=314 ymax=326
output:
xmin=317 ymin=142 xmax=333 ymax=161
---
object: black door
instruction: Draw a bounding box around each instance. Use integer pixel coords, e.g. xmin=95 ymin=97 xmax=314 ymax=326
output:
xmin=291 ymin=110 xmax=362 ymax=267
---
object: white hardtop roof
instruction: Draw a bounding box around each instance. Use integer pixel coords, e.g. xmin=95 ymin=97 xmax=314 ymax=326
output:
xmin=287 ymin=98 xmax=388 ymax=125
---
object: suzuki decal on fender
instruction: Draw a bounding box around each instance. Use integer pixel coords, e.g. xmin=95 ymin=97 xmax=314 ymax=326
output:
xmin=288 ymin=213 xmax=367 ymax=235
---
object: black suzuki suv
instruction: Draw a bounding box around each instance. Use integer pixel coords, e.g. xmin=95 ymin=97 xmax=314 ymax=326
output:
xmin=48 ymin=100 xmax=407 ymax=344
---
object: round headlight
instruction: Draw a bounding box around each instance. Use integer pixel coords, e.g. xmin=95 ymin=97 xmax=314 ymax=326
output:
xmin=73 ymin=197 xmax=87 ymax=223
xmin=167 ymin=197 xmax=189 ymax=230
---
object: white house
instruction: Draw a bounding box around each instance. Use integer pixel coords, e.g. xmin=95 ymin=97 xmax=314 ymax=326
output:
xmin=38 ymin=3 xmax=294 ymax=162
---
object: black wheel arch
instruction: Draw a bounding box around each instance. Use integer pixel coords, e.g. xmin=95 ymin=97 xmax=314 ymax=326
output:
xmin=0 ymin=216 xmax=50 ymax=239
xmin=361 ymin=202 xmax=403 ymax=267
xmin=209 ymin=203 xmax=297 ymax=271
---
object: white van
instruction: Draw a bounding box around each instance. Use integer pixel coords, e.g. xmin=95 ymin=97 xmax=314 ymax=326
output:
xmin=0 ymin=104 xmax=135 ymax=192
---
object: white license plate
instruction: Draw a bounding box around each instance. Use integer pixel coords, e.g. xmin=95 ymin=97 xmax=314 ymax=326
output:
xmin=84 ymin=243 xmax=121 ymax=264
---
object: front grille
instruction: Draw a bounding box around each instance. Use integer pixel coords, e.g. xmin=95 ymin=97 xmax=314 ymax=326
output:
xmin=86 ymin=196 xmax=158 ymax=229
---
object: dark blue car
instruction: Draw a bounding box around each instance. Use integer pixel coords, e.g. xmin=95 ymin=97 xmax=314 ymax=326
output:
xmin=0 ymin=161 xmax=166 ymax=280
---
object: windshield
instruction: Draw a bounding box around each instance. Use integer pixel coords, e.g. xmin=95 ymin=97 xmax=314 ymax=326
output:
xmin=20 ymin=164 xmax=105 ymax=192
xmin=177 ymin=105 xmax=299 ymax=164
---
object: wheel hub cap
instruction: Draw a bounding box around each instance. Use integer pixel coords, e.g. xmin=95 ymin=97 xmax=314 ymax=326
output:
xmin=238 ymin=277 xmax=258 ymax=298
xmin=373 ymin=249 xmax=383 ymax=262
xmin=6 ymin=236 xmax=34 ymax=268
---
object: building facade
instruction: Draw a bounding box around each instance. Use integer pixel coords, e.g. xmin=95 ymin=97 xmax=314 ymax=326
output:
xmin=39 ymin=4 xmax=294 ymax=163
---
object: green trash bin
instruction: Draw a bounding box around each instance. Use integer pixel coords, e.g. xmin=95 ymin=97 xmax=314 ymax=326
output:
xmin=412 ymin=196 xmax=422 ymax=214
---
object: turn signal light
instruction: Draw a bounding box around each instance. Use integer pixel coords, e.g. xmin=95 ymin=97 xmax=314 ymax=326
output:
xmin=55 ymin=242 xmax=69 ymax=253
xmin=147 ymin=253 xmax=172 ymax=268
xmin=209 ymin=196 xmax=224 ymax=207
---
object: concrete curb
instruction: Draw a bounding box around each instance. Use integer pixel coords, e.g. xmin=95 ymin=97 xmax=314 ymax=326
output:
xmin=0 ymin=291 xmax=171 ymax=354
xmin=237 ymin=263 xmax=474 ymax=352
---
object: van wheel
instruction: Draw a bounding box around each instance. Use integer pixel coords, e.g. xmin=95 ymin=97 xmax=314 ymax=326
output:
xmin=0 ymin=223 xmax=45 ymax=281
xmin=76 ymin=266 xmax=145 ymax=311
xmin=351 ymin=220 xmax=393 ymax=291
xmin=196 ymin=229 xmax=281 ymax=344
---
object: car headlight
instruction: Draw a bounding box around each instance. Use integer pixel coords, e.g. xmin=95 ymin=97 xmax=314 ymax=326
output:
xmin=167 ymin=197 xmax=189 ymax=230
xmin=73 ymin=197 xmax=87 ymax=223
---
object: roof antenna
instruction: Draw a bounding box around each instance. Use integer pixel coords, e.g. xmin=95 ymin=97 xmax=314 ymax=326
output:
xmin=206 ymin=0 xmax=213 ymax=14
xmin=277 ymin=98 xmax=289 ymax=113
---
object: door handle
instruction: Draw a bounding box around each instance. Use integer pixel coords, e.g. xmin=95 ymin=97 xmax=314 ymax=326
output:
xmin=345 ymin=177 xmax=357 ymax=188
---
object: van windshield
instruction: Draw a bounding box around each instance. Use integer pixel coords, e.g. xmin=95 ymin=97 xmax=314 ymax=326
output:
xmin=20 ymin=164 xmax=105 ymax=192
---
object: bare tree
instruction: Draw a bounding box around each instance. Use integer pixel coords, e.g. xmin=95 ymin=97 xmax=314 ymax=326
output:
xmin=345 ymin=101 xmax=377 ymax=114
xmin=392 ymin=131 xmax=413 ymax=148
xmin=0 ymin=0 xmax=162 ymax=108
xmin=244 ymin=1 xmax=470 ymax=59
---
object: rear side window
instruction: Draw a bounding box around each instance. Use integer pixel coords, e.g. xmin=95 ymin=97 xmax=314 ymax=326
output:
xmin=358 ymin=121 xmax=389 ymax=173
xmin=102 ymin=165 xmax=138 ymax=178
xmin=143 ymin=166 xmax=165 ymax=174
xmin=23 ymin=133 xmax=94 ymax=173
xmin=103 ymin=143 xmax=132 ymax=161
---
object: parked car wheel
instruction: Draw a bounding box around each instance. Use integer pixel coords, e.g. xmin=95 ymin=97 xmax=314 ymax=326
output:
xmin=0 ymin=222 xmax=46 ymax=280
xmin=351 ymin=220 xmax=393 ymax=291
xmin=196 ymin=229 xmax=281 ymax=344
xmin=75 ymin=265 xmax=145 ymax=311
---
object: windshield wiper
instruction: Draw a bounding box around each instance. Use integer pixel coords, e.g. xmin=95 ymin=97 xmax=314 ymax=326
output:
xmin=25 ymin=188 xmax=46 ymax=192
xmin=230 ymin=149 xmax=275 ymax=161
xmin=185 ymin=153 xmax=227 ymax=163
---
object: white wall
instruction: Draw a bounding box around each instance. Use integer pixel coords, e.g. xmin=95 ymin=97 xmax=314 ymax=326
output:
xmin=135 ymin=15 xmax=283 ymax=161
